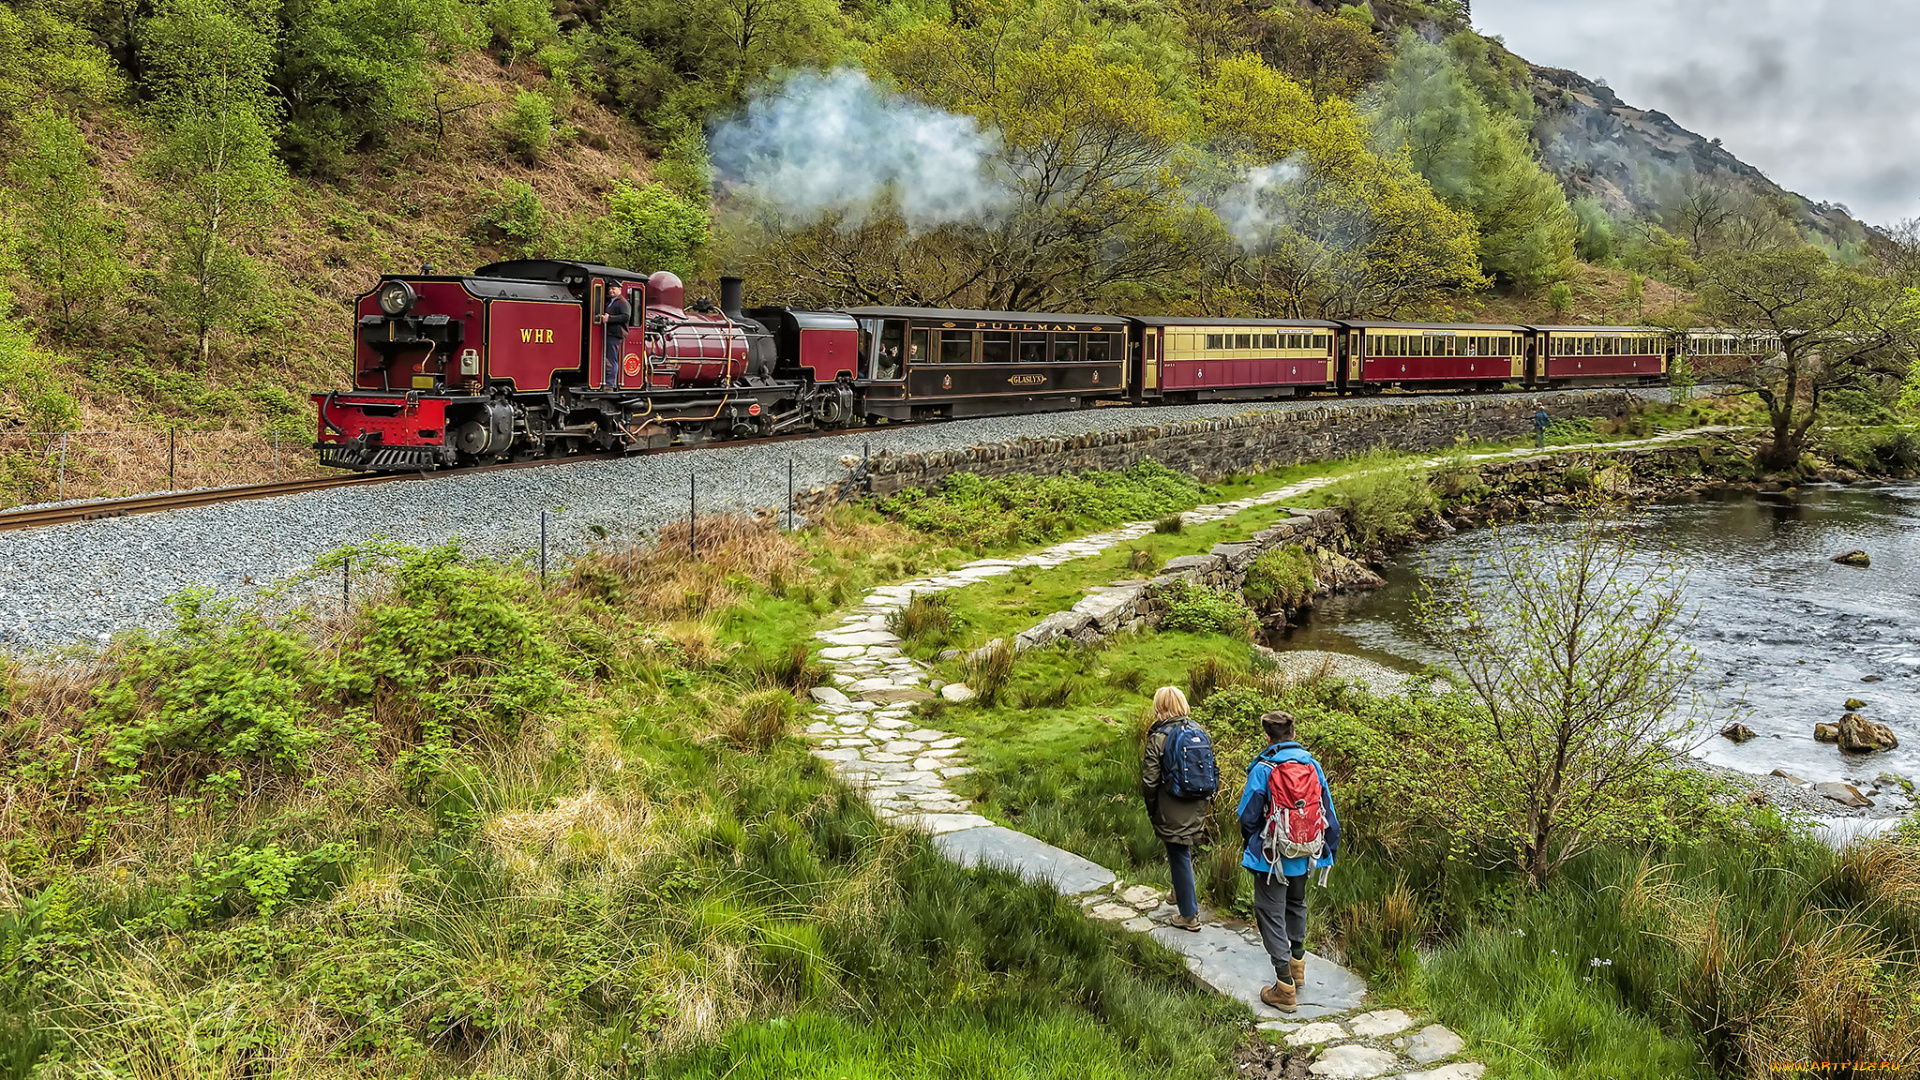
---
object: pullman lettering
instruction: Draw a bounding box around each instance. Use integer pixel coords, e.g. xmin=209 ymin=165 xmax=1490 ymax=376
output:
xmin=520 ymin=328 xmax=556 ymax=344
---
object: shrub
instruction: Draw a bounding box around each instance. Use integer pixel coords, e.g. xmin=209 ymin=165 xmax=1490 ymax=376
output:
xmin=887 ymin=591 xmax=954 ymax=649
xmin=476 ymin=179 xmax=547 ymax=250
xmin=1154 ymin=514 xmax=1184 ymax=534
xmin=1156 ymin=580 xmax=1254 ymax=638
xmin=499 ymin=90 xmax=555 ymax=163
xmin=1548 ymin=281 xmax=1574 ymax=314
xmin=483 ymin=0 xmax=559 ymax=63
xmin=964 ymin=640 xmax=1014 ymax=706
xmin=1330 ymin=453 xmax=1438 ymax=551
xmin=1242 ymin=546 xmax=1315 ymax=610
xmin=1189 ymin=685 xmax=1276 ymax=740
xmin=570 ymin=180 xmax=710 ymax=279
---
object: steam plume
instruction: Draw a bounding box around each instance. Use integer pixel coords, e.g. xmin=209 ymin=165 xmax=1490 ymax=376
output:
xmin=1213 ymin=157 xmax=1307 ymax=250
xmin=708 ymin=68 xmax=1012 ymax=229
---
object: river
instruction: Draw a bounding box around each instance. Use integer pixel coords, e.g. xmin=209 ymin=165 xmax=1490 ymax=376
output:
xmin=1281 ymin=483 xmax=1920 ymax=786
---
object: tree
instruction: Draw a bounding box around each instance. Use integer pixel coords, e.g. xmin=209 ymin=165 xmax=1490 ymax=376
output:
xmin=1197 ymin=53 xmax=1485 ymax=317
xmin=1695 ymin=247 xmax=1918 ymax=469
xmin=7 ymin=106 xmax=126 ymax=340
xmin=1253 ymin=4 xmax=1387 ymax=100
xmin=1368 ymin=32 xmax=1577 ymax=291
xmin=0 ymin=1 xmax=123 ymax=132
xmin=272 ymin=0 xmax=469 ymax=175
xmin=140 ymin=0 xmax=287 ymax=367
xmin=1571 ymin=195 xmax=1614 ymax=264
xmin=1412 ymin=504 xmax=1706 ymax=887
xmin=570 ymin=180 xmax=710 ymax=277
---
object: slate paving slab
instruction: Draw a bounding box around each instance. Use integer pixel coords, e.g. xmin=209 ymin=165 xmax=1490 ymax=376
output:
xmin=933 ymin=825 xmax=1117 ymax=896
xmin=1309 ymin=1045 xmax=1403 ymax=1079
xmin=1147 ymin=924 xmax=1365 ymax=1020
xmin=1348 ymin=1010 xmax=1415 ymax=1037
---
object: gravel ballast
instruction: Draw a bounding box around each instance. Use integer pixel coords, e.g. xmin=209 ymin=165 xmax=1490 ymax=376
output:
xmin=0 ymin=389 xmax=1651 ymax=651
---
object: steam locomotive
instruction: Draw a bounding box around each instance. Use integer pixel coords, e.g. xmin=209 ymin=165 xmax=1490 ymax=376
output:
xmin=313 ymin=259 xmax=1776 ymax=472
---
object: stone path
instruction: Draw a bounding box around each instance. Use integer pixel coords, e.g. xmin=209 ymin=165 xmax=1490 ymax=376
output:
xmin=802 ymin=430 xmax=1728 ymax=1072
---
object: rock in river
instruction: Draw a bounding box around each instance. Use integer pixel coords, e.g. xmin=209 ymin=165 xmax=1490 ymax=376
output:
xmin=1831 ymin=550 xmax=1871 ymax=567
xmin=1836 ymin=713 xmax=1899 ymax=753
xmin=1720 ymin=722 xmax=1757 ymax=743
xmin=1845 ymin=698 xmax=1867 ymax=711
xmin=1812 ymin=782 xmax=1874 ymax=808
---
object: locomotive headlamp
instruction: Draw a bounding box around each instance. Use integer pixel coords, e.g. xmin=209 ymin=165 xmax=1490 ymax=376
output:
xmin=376 ymin=280 xmax=417 ymax=317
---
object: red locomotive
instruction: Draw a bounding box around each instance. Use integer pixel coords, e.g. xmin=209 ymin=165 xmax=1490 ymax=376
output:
xmin=314 ymin=260 xmax=859 ymax=470
xmin=314 ymin=260 xmax=1707 ymax=472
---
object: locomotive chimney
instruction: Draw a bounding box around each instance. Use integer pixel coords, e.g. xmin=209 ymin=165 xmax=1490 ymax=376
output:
xmin=720 ymin=275 xmax=745 ymax=319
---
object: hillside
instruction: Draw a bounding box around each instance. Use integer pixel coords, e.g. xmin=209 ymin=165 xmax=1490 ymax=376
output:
xmin=0 ymin=0 xmax=1873 ymax=506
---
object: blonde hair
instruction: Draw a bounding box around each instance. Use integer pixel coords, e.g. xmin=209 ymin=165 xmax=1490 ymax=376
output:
xmin=1152 ymin=686 xmax=1189 ymax=721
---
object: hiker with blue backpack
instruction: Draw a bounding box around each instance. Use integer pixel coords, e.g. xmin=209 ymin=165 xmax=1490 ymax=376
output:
xmin=1237 ymin=709 xmax=1339 ymax=1014
xmin=1140 ymin=686 xmax=1218 ymax=932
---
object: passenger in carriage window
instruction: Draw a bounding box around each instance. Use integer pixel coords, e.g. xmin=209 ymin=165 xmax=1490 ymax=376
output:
xmin=876 ymin=345 xmax=901 ymax=380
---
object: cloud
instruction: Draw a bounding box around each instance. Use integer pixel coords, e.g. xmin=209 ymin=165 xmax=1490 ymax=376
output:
xmin=1475 ymin=0 xmax=1920 ymax=226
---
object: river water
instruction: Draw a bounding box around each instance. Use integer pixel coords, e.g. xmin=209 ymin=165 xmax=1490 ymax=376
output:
xmin=1282 ymin=484 xmax=1920 ymax=785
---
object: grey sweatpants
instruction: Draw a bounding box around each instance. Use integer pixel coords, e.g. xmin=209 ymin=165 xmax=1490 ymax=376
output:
xmin=1251 ymin=870 xmax=1308 ymax=984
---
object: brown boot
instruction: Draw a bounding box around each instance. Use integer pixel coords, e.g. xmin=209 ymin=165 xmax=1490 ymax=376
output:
xmin=1259 ymin=980 xmax=1297 ymax=1013
xmin=1168 ymin=913 xmax=1202 ymax=932
xmin=1290 ymin=957 xmax=1306 ymax=986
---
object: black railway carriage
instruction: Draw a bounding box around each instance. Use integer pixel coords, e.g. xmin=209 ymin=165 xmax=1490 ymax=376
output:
xmin=1127 ymin=317 xmax=1342 ymax=403
xmin=843 ymin=306 xmax=1130 ymax=421
xmin=1342 ymin=322 xmax=1529 ymax=392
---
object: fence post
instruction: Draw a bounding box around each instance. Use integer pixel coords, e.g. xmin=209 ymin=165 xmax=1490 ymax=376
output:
xmin=688 ymin=472 xmax=696 ymax=559
xmin=56 ymin=433 xmax=69 ymax=501
xmin=272 ymin=432 xmax=280 ymax=480
xmin=343 ymin=556 xmax=350 ymax=614
xmin=168 ymin=428 xmax=176 ymax=491
xmin=540 ymin=509 xmax=548 ymax=589
xmin=786 ymin=457 xmax=794 ymax=532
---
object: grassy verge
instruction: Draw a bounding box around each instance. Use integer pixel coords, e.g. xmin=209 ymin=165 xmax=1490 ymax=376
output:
xmin=0 ymin=517 xmax=1248 ymax=1078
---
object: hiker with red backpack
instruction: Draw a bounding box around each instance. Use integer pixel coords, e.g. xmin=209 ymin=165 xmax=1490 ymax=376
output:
xmin=1140 ymin=686 xmax=1218 ymax=932
xmin=1236 ymin=709 xmax=1339 ymax=1014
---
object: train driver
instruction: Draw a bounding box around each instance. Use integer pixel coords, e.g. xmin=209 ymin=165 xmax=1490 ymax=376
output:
xmin=599 ymin=285 xmax=633 ymax=388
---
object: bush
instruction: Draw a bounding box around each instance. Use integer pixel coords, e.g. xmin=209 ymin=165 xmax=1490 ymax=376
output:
xmin=1242 ymin=546 xmax=1315 ymax=610
xmin=1330 ymin=453 xmax=1438 ymax=551
xmin=476 ymin=179 xmax=547 ymax=250
xmin=565 ymin=180 xmax=710 ymax=279
xmin=1819 ymin=425 xmax=1920 ymax=474
xmin=483 ymin=0 xmax=559 ymax=63
xmin=1156 ymin=580 xmax=1254 ymax=638
xmin=499 ymin=90 xmax=555 ymax=163
xmin=1154 ymin=514 xmax=1184 ymax=534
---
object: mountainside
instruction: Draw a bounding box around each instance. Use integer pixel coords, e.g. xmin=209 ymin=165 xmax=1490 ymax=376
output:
xmin=1527 ymin=63 xmax=1875 ymax=255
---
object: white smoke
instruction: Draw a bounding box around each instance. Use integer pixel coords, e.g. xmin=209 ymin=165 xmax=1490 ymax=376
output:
xmin=709 ymin=68 xmax=1013 ymax=230
xmin=1213 ymin=156 xmax=1307 ymax=250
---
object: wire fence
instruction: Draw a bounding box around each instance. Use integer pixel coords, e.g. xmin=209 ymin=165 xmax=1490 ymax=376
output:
xmin=0 ymin=430 xmax=331 ymax=510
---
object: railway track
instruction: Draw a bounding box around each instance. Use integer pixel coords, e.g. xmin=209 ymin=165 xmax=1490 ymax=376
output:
xmin=0 ymin=426 xmax=848 ymax=534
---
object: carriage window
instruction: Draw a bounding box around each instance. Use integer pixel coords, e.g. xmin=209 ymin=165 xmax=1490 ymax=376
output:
xmin=981 ymin=331 xmax=1012 ymax=365
xmin=941 ymin=330 xmax=975 ymax=364
xmin=1205 ymin=334 xmax=1224 ymax=351
xmin=1018 ymin=333 xmax=1047 ymax=364
xmin=875 ymin=320 xmax=905 ymax=379
xmin=858 ymin=318 xmax=879 ymax=376
xmin=910 ymin=328 xmax=930 ymax=368
xmin=1087 ymin=335 xmax=1111 ymax=363
xmin=1055 ymin=334 xmax=1082 ymax=363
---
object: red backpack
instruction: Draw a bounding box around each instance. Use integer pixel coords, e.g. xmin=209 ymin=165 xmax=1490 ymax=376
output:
xmin=1260 ymin=755 xmax=1327 ymax=872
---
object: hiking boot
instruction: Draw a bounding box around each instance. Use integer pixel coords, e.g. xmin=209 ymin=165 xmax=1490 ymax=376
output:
xmin=1260 ymin=980 xmax=1297 ymax=1013
xmin=1290 ymin=957 xmax=1306 ymax=985
xmin=1168 ymin=913 xmax=1202 ymax=932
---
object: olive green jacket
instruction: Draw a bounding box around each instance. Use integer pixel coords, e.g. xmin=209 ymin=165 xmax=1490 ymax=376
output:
xmin=1141 ymin=717 xmax=1211 ymax=845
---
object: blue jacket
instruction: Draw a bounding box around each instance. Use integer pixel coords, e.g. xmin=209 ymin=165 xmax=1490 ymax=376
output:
xmin=1237 ymin=742 xmax=1339 ymax=879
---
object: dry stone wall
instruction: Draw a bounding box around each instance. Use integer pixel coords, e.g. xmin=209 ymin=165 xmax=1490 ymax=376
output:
xmin=860 ymin=391 xmax=1638 ymax=499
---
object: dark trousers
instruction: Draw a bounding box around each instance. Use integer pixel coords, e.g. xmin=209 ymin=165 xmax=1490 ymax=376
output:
xmin=1164 ymin=842 xmax=1197 ymax=918
xmin=604 ymin=337 xmax=626 ymax=388
xmin=1251 ymin=870 xmax=1308 ymax=984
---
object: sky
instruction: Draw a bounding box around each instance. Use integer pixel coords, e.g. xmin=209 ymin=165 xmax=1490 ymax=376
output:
xmin=1472 ymin=0 xmax=1920 ymax=228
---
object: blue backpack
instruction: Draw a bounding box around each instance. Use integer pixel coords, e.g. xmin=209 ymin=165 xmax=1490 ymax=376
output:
xmin=1160 ymin=720 xmax=1219 ymax=801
